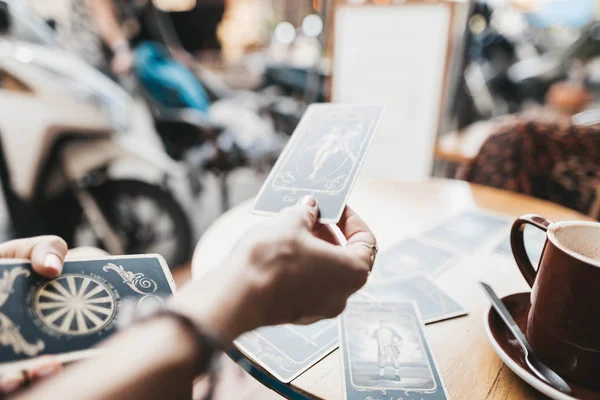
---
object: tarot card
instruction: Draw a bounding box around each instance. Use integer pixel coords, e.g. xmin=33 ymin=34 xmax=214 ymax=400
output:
xmin=422 ymin=210 xmax=509 ymax=252
xmin=252 ymin=104 xmax=384 ymax=223
xmin=360 ymin=276 xmax=466 ymax=324
xmin=0 ymin=255 xmax=175 ymax=373
xmin=339 ymin=301 xmax=449 ymax=400
xmin=495 ymin=224 xmax=547 ymax=265
xmin=235 ymin=318 xmax=338 ymax=383
xmin=374 ymin=238 xmax=461 ymax=280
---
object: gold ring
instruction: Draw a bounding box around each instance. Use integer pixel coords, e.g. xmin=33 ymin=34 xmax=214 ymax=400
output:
xmin=357 ymin=242 xmax=378 ymax=270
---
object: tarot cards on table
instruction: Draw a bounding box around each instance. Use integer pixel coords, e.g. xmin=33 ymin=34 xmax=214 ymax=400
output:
xmin=340 ymin=301 xmax=449 ymax=400
xmin=0 ymin=255 xmax=175 ymax=372
xmin=422 ymin=210 xmax=509 ymax=252
xmin=360 ymin=276 xmax=466 ymax=324
xmin=374 ymin=238 xmax=461 ymax=280
xmin=252 ymin=103 xmax=384 ymax=223
xmin=235 ymin=319 xmax=338 ymax=383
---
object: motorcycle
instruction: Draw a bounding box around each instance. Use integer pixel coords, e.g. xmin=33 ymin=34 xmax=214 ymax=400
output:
xmin=0 ymin=18 xmax=194 ymax=268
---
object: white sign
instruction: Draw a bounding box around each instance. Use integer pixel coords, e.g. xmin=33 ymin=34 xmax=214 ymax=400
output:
xmin=332 ymin=4 xmax=452 ymax=180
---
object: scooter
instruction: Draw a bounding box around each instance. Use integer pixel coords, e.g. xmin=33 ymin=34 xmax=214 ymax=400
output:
xmin=0 ymin=34 xmax=194 ymax=267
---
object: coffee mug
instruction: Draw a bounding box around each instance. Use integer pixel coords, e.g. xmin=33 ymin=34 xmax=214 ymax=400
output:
xmin=511 ymin=214 xmax=600 ymax=389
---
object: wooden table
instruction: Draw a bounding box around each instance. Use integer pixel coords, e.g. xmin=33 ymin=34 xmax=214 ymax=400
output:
xmin=192 ymin=179 xmax=592 ymax=399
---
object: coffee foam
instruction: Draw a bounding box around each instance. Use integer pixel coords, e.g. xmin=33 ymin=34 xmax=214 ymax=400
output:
xmin=550 ymin=223 xmax=600 ymax=263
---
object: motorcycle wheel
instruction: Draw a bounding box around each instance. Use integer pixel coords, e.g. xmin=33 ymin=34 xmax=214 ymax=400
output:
xmin=69 ymin=179 xmax=193 ymax=269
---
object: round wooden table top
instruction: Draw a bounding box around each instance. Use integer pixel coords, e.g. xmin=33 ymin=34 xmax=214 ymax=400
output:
xmin=191 ymin=179 xmax=592 ymax=400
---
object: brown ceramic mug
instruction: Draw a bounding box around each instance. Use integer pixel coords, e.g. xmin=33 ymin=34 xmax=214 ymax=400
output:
xmin=511 ymin=214 xmax=600 ymax=389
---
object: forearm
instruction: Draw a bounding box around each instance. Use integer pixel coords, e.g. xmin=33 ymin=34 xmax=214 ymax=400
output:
xmin=14 ymin=318 xmax=200 ymax=400
xmin=89 ymin=0 xmax=128 ymax=48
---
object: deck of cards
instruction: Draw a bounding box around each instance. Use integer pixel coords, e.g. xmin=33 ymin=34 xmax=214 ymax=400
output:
xmin=252 ymin=103 xmax=384 ymax=223
xmin=0 ymin=255 xmax=175 ymax=373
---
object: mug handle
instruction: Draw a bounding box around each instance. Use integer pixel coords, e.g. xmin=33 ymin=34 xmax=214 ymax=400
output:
xmin=510 ymin=214 xmax=553 ymax=287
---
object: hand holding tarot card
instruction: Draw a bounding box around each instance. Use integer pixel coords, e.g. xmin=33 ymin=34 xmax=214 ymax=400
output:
xmin=0 ymin=255 xmax=175 ymax=373
xmin=252 ymin=104 xmax=384 ymax=223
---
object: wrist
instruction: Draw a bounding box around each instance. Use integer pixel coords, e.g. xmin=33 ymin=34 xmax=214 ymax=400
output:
xmin=111 ymin=39 xmax=130 ymax=55
xmin=168 ymin=257 xmax=264 ymax=343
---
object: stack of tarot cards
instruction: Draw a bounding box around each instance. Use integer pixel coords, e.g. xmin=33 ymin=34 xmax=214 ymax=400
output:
xmin=0 ymin=255 xmax=176 ymax=373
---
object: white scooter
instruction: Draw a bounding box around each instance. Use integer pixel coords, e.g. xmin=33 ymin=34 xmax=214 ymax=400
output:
xmin=0 ymin=16 xmax=194 ymax=267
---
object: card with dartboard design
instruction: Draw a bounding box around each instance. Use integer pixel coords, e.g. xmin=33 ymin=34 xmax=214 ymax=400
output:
xmin=0 ymin=255 xmax=175 ymax=372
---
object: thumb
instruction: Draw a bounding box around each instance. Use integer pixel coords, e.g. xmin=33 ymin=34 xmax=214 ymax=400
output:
xmin=0 ymin=236 xmax=67 ymax=278
xmin=281 ymin=196 xmax=319 ymax=230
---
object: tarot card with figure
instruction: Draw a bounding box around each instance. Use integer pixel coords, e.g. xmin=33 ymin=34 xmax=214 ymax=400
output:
xmin=235 ymin=318 xmax=338 ymax=382
xmin=339 ymin=301 xmax=449 ymax=400
xmin=252 ymin=104 xmax=384 ymax=223
xmin=360 ymin=276 xmax=467 ymax=324
xmin=0 ymin=255 xmax=175 ymax=373
xmin=422 ymin=210 xmax=509 ymax=252
xmin=373 ymin=238 xmax=461 ymax=280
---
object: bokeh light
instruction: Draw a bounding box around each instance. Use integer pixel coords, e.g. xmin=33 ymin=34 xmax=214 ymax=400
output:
xmin=302 ymin=15 xmax=323 ymax=38
xmin=274 ymin=21 xmax=296 ymax=44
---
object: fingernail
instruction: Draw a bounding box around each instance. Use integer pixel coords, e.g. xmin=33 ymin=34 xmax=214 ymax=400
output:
xmin=301 ymin=196 xmax=317 ymax=207
xmin=44 ymin=254 xmax=62 ymax=274
xmin=0 ymin=377 xmax=22 ymax=394
xmin=34 ymin=364 xmax=60 ymax=379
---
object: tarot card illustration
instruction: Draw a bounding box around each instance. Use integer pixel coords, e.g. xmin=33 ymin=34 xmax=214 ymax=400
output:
xmin=360 ymin=276 xmax=467 ymax=324
xmin=339 ymin=301 xmax=449 ymax=400
xmin=253 ymin=104 xmax=384 ymax=223
xmin=235 ymin=318 xmax=338 ymax=382
xmin=373 ymin=238 xmax=461 ymax=281
xmin=422 ymin=210 xmax=509 ymax=252
xmin=0 ymin=255 xmax=175 ymax=372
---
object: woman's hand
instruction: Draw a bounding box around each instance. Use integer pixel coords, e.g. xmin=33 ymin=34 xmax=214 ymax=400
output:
xmin=0 ymin=236 xmax=68 ymax=395
xmin=171 ymin=196 xmax=376 ymax=342
xmin=0 ymin=236 xmax=67 ymax=278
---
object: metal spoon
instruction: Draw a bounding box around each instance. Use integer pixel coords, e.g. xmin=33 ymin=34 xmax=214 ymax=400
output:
xmin=479 ymin=282 xmax=572 ymax=395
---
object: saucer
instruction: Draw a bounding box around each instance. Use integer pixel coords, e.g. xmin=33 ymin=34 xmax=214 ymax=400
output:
xmin=484 ymin=292 xmax=600 ymax=400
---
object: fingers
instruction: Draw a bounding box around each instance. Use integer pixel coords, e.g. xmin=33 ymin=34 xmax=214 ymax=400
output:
xmin=25 ymin=356 xmax=62 ymax=381
xmin=0 ymin=356 xmax=62 ymax=395
xmin=0 ymin=236 xmax=68 ymax=278
xmin=307 ymin=237 xmax=369 ymax=291
xmin=312 ymin=224 xmax=340 ymax=245
xmin=336 ymin=206 xmax=377 ymax=266
xmin=279 ymin=196 xmax=319 ymax=231
xmin=336 ymin=206 xmax=376 ymax=246
xmin=0 ymin=370 xmax=25 ymax=396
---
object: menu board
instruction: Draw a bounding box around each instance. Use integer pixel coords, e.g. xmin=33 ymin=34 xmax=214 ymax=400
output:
xmin=332 ymin=2 xmax=460 ymax=180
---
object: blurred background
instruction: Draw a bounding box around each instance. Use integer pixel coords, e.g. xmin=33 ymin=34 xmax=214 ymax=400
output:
xmin=2 ymin=0 xmax=600 ymax=284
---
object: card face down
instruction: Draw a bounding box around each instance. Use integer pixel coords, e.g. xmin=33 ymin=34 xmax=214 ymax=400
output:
xmin=252 ymin=104 xmax=384 ymax=223
xmin=422 ymin=210 xmax=509 ymax=252
xmin=0 ymin=255 xmax=175 ymax=372
xmin=340 ymin=301 xmax=449 ymax=400
xmin=374 ymin=238 xmax=461 ymax=281
xmin=235 ymin=319 xmax=338 ymax=383
xmin=360 ymin=276 xmax=467 ymax=324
